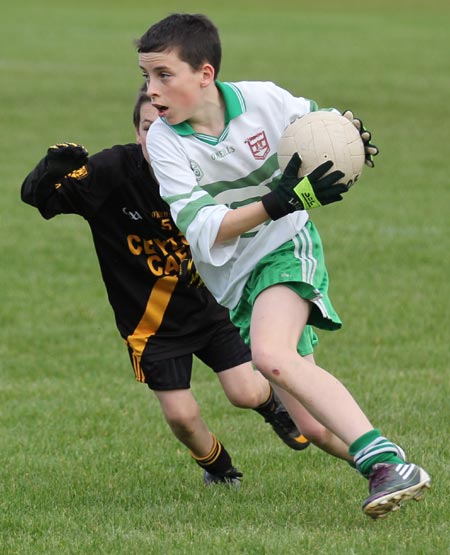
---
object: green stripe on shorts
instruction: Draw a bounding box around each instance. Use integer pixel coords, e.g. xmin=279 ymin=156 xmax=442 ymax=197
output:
xmin=230 ymin=220 xmax=342 ymax=356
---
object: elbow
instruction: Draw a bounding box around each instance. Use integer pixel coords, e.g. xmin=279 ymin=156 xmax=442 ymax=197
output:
xmin=20 ymin=186 xmax=34 ymax=206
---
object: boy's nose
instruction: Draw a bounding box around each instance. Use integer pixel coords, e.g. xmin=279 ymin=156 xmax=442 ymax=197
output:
xmin=146 ymin=81 xmax=159 ymax=99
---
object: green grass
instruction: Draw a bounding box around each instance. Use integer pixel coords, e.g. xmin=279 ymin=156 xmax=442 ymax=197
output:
xmin=1 ymin=1 xmax=449 ymax=553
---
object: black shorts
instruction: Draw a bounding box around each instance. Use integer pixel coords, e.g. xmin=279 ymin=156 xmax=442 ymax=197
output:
xmin=128 ymin=318 xmax=252 ymax=391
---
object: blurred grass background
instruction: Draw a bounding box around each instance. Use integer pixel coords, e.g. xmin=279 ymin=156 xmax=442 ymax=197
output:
xmin=1 ymin=1 xmax=449 ymax=554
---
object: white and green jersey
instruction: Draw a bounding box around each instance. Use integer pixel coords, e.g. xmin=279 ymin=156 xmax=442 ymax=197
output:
xmin=147 ymin=80 xmax=318 ymax=309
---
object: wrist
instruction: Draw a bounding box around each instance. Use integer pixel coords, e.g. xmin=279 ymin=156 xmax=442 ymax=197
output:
xmin=45 ymin=158 xmax=66 ymax=180
xmin=293 ymin=176 xmax=322 ymax=210
xmin=261 ymin=191 xmax=294 ymax=221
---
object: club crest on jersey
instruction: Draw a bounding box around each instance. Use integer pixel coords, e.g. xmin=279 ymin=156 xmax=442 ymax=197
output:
xmin=190 ymin=159 xmax=204 ymax=182
xmin=245 ymin=131 xmax=270 ymax=160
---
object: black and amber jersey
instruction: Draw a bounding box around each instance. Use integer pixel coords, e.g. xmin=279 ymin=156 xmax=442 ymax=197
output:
xmin=21 ymin=144 xmax=233 ymax=364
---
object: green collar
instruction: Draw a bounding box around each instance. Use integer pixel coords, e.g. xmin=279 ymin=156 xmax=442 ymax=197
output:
xmin=167 ymin=80 xmax=246 ymax=137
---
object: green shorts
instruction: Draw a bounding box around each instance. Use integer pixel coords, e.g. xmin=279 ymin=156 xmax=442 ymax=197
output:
xmin=230 ymin=220 xmax=342 ymax=356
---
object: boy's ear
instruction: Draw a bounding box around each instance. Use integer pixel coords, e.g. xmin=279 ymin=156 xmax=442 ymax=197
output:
xmin=200 ymin=63 xmax=215 ymax=87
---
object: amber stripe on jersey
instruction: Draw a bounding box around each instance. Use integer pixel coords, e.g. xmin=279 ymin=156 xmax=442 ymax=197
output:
xmin=127 ymin=275 xmax=178 ymax=382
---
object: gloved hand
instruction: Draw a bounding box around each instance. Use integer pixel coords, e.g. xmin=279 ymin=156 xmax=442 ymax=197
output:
xmin=179 ymin=258 xmax=204 ymax=288
xmin=342 ymin=110 xmax=379 ymax=168
xmin=261 ymin=153 xmax=347 ymax=220
xmin=46 ymin=143 xmax=89 ymax=178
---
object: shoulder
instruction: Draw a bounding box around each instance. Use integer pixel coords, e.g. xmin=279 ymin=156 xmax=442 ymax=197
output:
xmin=229 ymin=80 xmax=288 ymax=99
xmin=229 ymin=80 xmax=315 ymax=123
xmin=89 ymin=143 xmax=140 ymax=168
xmin=88 ymin=143 xmax=151 ymax=178
xmin=228 ymin=80 xmax=304 ymax=113
xmin=231 ymin=80 xmax=283 ymax=92
xmin=147 ymin=118 xmax=175 ymax=142
xmin=146 ymin=119 xmax=182 ymax=160
xmin=147 ymin=119 xmax=173 ymax=144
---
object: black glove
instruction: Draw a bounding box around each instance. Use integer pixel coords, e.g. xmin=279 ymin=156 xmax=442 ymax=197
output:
xmin=262 ymin=153 xmax=347 ymax=220
xmin=342 ymin=110 xmax=379 ymax=168
xmin=179 ymin=258 xmax=204 ymax=288
xmin=46 ymin=143 xmax=89 ymax=179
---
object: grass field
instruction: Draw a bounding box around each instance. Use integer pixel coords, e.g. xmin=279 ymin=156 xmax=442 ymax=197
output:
xmin=1 ymin=1 xmax=449 ymax=554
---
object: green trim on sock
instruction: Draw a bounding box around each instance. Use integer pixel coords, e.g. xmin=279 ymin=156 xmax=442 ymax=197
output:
xmin=349 ymin=429 xmax=381 ymax=457
xmin=350 ymin=429 xmax=405 ymax=476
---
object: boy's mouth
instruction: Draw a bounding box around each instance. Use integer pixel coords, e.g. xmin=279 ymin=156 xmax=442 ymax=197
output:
xmin=153 ymin=103 xmax=168 ymax=117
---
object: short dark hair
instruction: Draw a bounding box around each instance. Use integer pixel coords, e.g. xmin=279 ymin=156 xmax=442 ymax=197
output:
xmin=132 ymin=83 xmax=150 ymax=129
xmin=136 ymin=13 xmax=222 ymax=78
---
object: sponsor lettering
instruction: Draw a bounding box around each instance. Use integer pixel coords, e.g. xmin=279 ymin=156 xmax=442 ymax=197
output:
xmin=122 ymin=207 xmax=143 ymax=221
xmin=211 ymin=145 xmax=235 ymax=161
xmin=127 ymin=230 xmax=190 ymax=278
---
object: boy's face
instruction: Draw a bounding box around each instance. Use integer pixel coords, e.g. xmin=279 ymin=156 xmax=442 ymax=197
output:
xmin=135 ymin=102 xmax=159 ymax=163
xmin=139 ymin=48 xmax=214 ymax=126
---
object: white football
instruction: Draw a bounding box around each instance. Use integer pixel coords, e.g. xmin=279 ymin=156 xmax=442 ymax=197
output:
xmin=277 ymin=111 xmax=365 ymax=189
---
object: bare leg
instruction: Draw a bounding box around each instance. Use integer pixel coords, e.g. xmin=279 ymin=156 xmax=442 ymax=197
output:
xmin=250 ymin=285 xmax=373 ymax=446
xmin=217 ymin=362 xmax=270 ymax=408
xmin=218 ymin=361 xmax=350 ymax=459
xmin=153 ymin=388 xmax=213 ymax=457
xmin=272 ymin=380 xmax=351 ymax=461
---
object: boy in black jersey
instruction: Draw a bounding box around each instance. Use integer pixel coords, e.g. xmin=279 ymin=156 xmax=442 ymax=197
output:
xmin=21 ymin=90 xmax=340 ymax=486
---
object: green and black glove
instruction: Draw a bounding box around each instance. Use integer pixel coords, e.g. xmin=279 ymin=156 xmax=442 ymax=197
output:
xmin=261 ymin=153 xmax=347 ymax=221
xmin=342 ymin=110 xmax=379 ymax=168
xmin=46 ymin=142 xmax=89 ymax=179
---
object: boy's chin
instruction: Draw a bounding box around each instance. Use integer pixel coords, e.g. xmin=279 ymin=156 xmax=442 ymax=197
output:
xmin=162 ymin=110 xmax=188 ymax=125
xmin=164 ymin=114 xmax=183 ymax=125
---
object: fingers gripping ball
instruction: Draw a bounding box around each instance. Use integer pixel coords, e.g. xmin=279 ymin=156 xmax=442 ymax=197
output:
xmin=342 ymin=110 xmax=379 ymax=168
xmin=261 ymin=153 xmax=347 ymax=220
xmin=46 ymin=143 xmax=89 ymax=179
xmin=298 ymin=159 xmax=348 ymax=208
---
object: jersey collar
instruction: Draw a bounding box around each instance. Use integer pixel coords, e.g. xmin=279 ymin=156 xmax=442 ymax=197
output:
xmin=166 ymin=81 xmax=246 ymax=137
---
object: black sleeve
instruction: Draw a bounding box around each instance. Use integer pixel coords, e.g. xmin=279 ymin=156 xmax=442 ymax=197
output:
xmin=20 ymin=147 xmax=124 ymax=220
xmin=20 ymin=156 xmax=65 ymax=219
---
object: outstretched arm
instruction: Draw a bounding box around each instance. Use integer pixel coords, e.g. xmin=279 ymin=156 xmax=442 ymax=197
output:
xmin=215 ymin=154 xmax=347 ymax=244
xmin=21 ymin=143 xmax=89 ymax=218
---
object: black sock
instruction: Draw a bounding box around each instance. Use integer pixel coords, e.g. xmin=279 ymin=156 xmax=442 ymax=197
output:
xmin=254 ymin=385 xmax=276 ymax=417
xmin=191 ymin=434 xmax=233 ymax=476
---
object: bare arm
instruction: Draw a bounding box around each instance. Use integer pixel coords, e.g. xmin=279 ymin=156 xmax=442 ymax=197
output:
xmin=214 ymin=155 xmax=348 ymax=245
xmin=214 ymin=201 xmax=270 ymax=244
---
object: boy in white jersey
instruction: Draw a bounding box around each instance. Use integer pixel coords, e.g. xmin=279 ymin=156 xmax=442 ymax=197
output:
xmin=136 ymin=13 xmax=431 ymax=518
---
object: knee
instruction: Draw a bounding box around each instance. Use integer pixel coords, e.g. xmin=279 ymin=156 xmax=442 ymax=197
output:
xmin=163 ymin=404 xmax=200 ymax=437
xmin=251 ymin=345 xmax=280 ymax=377
xmin=251 ymin=345 xmax=300 ymax=386
xmin=226 ymin=388 xmax=262 ymax=409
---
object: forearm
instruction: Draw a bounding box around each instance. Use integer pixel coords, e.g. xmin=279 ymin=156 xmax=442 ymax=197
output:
xmin=21 ymin=143 xmax=89 ymax=219
xmin=214 ymin=201 xmax=270 ymax=244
